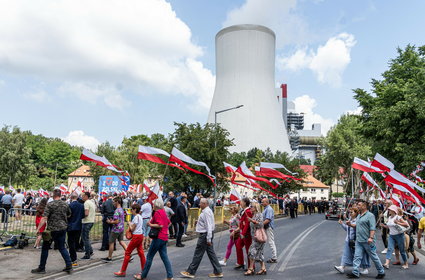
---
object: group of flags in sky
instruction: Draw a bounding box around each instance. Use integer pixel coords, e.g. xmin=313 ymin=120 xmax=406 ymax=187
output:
xmin=352 ymin=153 xmax=425 ymax=213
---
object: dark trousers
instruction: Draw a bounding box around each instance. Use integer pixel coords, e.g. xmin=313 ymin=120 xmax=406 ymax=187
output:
xmin=39 ymin=230 xmax=72 ymax=270
xmin=176 ymin=223 xmax=184 ymax=245
xmin=187 ymin=233 xmax=221 ymax=275
xmin=289 ymin=208 xmax=295 ymax=218
xmin=82 ymin=223 xmax=93 ymax=257
xmin=101 ymin=216 xmax=113 ymax=249
xmin=382 ymin=227 xmax=388 ymax=248
xmin=67 ymin=230 xmax=80 ymax=262
xmin=172 ymin=222 xmax=178 ymax=239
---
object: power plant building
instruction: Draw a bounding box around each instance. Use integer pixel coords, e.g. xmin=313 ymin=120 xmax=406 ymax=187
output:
xmin=207 ymin=25 xmax=291 ymax=154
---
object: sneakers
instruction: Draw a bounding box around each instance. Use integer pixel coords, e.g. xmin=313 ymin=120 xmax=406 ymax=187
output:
xmin=219 ymin=260 xmax=227 ymax=266
xmin=266 ymin=258 xmax=277 ymax=263
xmin=183 ymin=234 xmax=188 ymax=238
xmin=72 ymin=262 xmax=79 ymax=267
xmin=31 ymin=268 xmax=46 ymax=274
xmin=63 ymin=266 xmax=73 ymax=273
xmin=180 ymin=271 xmax=195 ymax=278
xmin=360 ymin=268 xmax=369 ymax=275
xmin=102 ymin=257 xmax=112 ymax=262
xmin=346 ymin=273 xmax=360 ymax=279
xmin=375 ymin=273 xmax=385 ymax=279
xmin=80 ymin=255 xmax=91 ymax=260
xmin=334 ymin=265 xmax=344 ymax=274
xmin=208 ymin=273 xmax=223 ymax=278
xmin=176 ymin=243 xmax=185 ymax=247
xmin=114 ymin=271 xmax=126 ymax=277
xmin=381 ymin=248 xmax=388 ymax=254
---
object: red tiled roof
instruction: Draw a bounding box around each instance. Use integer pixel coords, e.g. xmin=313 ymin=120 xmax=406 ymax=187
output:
xmin=68 ymin=165 xmax=92 ymax=177
xmin=299 ymin=165 xmax=316 ymax=176
xmin=301 ymin=175 xmax=329 ymax=189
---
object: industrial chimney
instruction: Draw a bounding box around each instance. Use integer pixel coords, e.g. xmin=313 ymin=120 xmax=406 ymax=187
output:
xmin=207 ymin=24 xmax=291 ymax=153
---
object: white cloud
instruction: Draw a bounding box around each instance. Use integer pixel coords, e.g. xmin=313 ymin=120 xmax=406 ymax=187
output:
xmin=23 ymin=89 xmax=51 ymax=103
xmin=345 ymin=107 xmax=362 ymax=116
xmin=279 ymin=33 xmax=356 ymax=87
xmin=292 ymin=94 xmax=334 ymax=135
xmin=58 ymin=82 xmax=130 ymax=110
xmin=63 ymin=130 xmax=100 ymax=151
xmin=0 ymin=0 xmax=215 ymax=110
xmin=223 ymin=0 xmax=309 ymax=48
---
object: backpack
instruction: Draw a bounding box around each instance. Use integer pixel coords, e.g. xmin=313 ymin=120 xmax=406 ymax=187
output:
xmin=4 ymin=236 xmax=18 ymax=247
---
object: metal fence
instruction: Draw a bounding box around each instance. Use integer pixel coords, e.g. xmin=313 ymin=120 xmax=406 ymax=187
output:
xmin=0 ymin=204 xmax=282 ymax=242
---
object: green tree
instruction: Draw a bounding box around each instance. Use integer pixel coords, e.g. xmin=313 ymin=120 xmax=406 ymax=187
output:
xmin=164 ymin=122 xmax=234 ymax=196
xmin=315 ymin=114 xmax=372 ymax=195
xmin=354 ymin=45 xmax=425 ymax=174
xmin=0 ymin=126 xmax=35 ymax=187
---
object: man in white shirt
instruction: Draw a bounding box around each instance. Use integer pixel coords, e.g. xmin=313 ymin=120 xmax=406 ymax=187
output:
xmin=180 ymin=198 xmax=223 ymax=278
xmin=12 ymin=189 xmax=25 ymax=221
xmin=141 ymin=199 xmax=152 ymax=249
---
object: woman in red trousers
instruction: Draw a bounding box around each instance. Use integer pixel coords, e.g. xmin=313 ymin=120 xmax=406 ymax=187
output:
xmin=114 ymin=204 xmax=146 ymax=277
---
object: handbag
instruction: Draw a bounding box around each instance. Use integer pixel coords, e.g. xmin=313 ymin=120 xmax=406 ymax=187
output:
xmin=41 ymin=230 xmax=52 ymax=242
xmin=149 ymin=227 xmax=160 ymax=239
xmin=254 ymin=227 xmax=267 ymax=243
xmin=125 ymin=227 xmax=133 ymax=240
xmin=394 ymin=223 xmax=410 ymax=233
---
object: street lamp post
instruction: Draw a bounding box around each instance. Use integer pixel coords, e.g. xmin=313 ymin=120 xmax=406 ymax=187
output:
xmin=213 ymin=104 xmax=244 ymax=210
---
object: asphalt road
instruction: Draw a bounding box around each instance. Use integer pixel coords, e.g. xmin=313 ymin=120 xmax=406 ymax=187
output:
xmin=42 ymin=214 xmax=425 ymax=280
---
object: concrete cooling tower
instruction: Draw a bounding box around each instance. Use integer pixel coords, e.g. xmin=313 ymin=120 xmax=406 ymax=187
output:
xmin=207 ymin=24 xmax=291 ymax=154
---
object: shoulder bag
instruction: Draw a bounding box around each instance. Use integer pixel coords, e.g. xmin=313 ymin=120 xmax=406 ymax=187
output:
xmin=254 ymin=227 xmax=267 ymax=243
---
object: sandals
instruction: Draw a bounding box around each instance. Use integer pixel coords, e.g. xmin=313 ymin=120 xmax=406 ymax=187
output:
xmin=244 ymin=269 xmax=255 ymax=276
xmin=412 ymin=258 xmax=419 ymax=265
xmin=256 ymin=269 xmax=267 ymax=275
xmin=392 ymin=261 xmax=401 ymax=265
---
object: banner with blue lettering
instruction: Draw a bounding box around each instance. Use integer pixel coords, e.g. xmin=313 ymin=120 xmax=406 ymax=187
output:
xmin=99 ymin=176 xmax=130 ymax=194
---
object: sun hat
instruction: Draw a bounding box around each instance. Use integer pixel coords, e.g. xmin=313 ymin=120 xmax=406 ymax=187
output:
xmin=388 ymin=204 xmax=398 ymax=213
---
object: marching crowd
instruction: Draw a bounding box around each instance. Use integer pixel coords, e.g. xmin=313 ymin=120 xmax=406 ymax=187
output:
xmin=2 ymin=187 xmax=425 ymax=279
xmin=334 ymin=199 xmax=425 ymax=279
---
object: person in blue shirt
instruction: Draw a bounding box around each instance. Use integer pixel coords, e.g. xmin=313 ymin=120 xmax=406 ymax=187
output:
xmin=67 ymin=193 xmax=85 ymax=267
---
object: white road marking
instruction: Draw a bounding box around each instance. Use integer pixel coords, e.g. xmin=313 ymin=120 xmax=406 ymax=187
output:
xmin=270 ymin=220 xmax=325 ymax=271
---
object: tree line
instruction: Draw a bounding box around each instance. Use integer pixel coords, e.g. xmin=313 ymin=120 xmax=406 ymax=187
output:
xmin=315 ymin=45 xmax=425 ymax=194
xmin=0 ymin=122 xmax=307 ymax=197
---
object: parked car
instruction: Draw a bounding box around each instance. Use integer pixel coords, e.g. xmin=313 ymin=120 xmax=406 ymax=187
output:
xmin=325 ymin=203 xmax=345 ymax=220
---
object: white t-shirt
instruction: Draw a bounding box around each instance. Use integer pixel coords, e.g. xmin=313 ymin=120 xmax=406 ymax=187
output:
xmin=387 ymin=215 xmax=404 ymax=235
xmin=13 ymin=193 xmax=25 ymax=206
xmin=132 ymin=214 xmax=144 ymax=235
xmin=141 ymin=202 xmax=152 ymax=219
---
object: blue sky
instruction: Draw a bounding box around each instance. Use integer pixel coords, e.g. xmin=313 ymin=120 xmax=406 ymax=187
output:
xmin=0 ymin=0 xmax=424 ymax=150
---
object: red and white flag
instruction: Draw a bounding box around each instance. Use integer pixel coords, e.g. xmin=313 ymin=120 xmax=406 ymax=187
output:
xmin=260 ymin=162 xmax=299 ymax=176
xmin=59 ymin=184 xmax=68 ymax=194
xmin=237 ymin=162 xmax=279 ymax=189
xmin=80 ymin=149 xmax=125 ymax=174
xmin=256 ymin=163 xmax=300 ymax=181
xmin=229 ymin=188 xmax=241 ymax=204
xmin=390 ymin=193 xmax=402 ymax=208
xmin=385 ymin=170 xmax=425 ymax=204
xmin=138 ymin=145 xmax=184 ymax=170
xmin=352 ymin=157 xmax=384 ymax=173
xmin=38 ymin=188 xmax=49 ymax=197
xmin=169 ymin=147 xmax=215 ymax=184
xmin=146 ymin=182 xmax=161 ymax=204
xmin=0 ymin=186 xmax=4 ymax=193
xmin=371 ymin=153 xmax=394 ymax=172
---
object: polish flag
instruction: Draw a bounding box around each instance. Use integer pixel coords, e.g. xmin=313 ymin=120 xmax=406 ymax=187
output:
xmin=9 ymin=185 xmax=15 ymax=192
xmin=169 ymin=147 xmax=215 ymax=184
xmin=352 ymin=158 xmax=383 ymax=173
xmin=59 ymin=184 xmax=68 ymax=193
xmin=0 ymin=186 xmax=4 ymax=193
xmin=255 ymin=166 xmax=300 ymax=181
xmin=229 ymin=188 xmax=241 ymax=204
xmin=138 ymin=145 xmax=184 ymax=170
xmin=260 ymin=162 xmax=299 ymax=176
xmin=361 ymin=172 xmax=379 ymax=188
xmin=236 ymin=162 xmax=278 ymax=189
xmin=371 ymin=153 xmax=394 ymax=172
xmin=385 ymin=170 xmax=425 ymax=204
xmin=80 ymin=149 xmax=122 ymax=173
xmin=390 ymin=194 xmax=402 ymax=208
xmin=39 ymin=188 xmax=49 ymax=197
xmin=146 ymin=182 xmax=161 ymax=204
xmin=388 ymin=182 xmax=425 ymax=206
xmin=224 ymin=162 xmax=237 ymax=173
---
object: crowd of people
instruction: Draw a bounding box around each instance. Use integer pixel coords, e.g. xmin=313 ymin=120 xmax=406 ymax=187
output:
xmin=2 ymin=186 xmax=425 ymax=279
xmin=334 ymin=199 xmax=425 ymax=279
